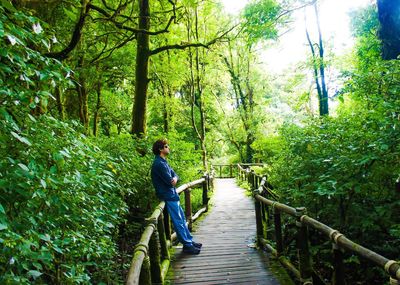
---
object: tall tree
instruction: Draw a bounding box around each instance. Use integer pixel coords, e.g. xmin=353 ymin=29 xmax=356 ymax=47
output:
xmin=377 ymin=0 xmax=400 ymax=60
xmin=184 ymin=3 xmax=209 ymax=170
xmin=304 ymin=2 xmax=328 ymax=116
xmin=131 ymin=0 xmax=232 ymax=136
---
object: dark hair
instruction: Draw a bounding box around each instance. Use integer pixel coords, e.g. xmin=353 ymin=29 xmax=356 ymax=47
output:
xmin=152 ymin=139 xmax=168 ymax=155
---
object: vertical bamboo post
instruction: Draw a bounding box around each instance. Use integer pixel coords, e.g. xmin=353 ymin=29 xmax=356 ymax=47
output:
xmin=332 ymin=243 xmax=345 ymax=285
xmin=219 ymin=165 xmax=222 ymax=178
xmin=253 ymin=173 xmax=263 ymax=245
xmin=158 ymin=213 xmax=170 ymax=261
xmin=184 ymin=188 xmax=192 ymax=230
xmin=274 ymin=209 xmax=284 ymax=256
xmin=262 ymin=178 xmax=272 ymax=240
xmin=230 ymin=164 xmax=233 ymax=178
xmin=202 ymin=175 xmax=208 ymax=211
xmin=163 ymin=207 xmax=171 ymax=241
xmin=148 ymin=220 xmax=162 ymax=284
xmin=139 ymin=255 xmax=152 ymax=285
xmin=295 ymin=207 xmax=313 ymax=284
xmin=254 ymin=197 xmax=263 ymax=244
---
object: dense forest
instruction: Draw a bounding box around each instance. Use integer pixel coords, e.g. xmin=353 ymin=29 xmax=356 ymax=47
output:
xmin=0 ymin=0 xmax=399 ymax=284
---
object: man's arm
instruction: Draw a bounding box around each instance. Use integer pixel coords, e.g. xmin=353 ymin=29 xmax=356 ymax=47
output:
xmin=171 ymin=168 xmax=179 ymax=186
xmin=154 ymin=162 xmax=174 ymax=186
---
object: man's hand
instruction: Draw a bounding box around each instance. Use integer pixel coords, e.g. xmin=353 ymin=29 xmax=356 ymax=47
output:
xmin=171 ymin=176 xmax=178 ymax=186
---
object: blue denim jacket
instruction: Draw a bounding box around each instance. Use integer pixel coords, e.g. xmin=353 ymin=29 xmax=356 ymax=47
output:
xmin=151 ymin=155 xmax=179 ymax=201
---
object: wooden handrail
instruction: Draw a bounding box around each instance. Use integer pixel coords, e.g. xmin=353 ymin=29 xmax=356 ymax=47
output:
xmin=237 ymin=166 xmax=400 ymax=284
xmin=176 ymin=178 xmax=205 ymax=194
xmin=126 ymin=174 xmax=212 ymax=285
xmin=211 ymin=163 xmax=265 ymax=178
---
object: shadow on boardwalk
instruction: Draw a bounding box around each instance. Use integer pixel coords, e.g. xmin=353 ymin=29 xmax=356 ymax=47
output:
xmin=167 ymin=178 xmax=294 ymax=285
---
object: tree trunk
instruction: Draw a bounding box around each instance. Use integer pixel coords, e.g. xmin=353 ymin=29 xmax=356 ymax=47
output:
xmin=377 ymin=0 xmax=400 ymax=60
xmin=93 ymin=81 xmax=101 ymax=136
xmin=305 ymin=25 xmax=323 ymax=114
xmin=305 ymin=4 xmax=328 ymax=116
xmin=131 ymin=0 xmax=150 ymax=136
xmin=315 ymin=3 xmax=329 ymax=115
xmin=223 ymin=43 xmax=255 ymax=163
xmin=75 ymin=56 xmax=89 ymax=132
xmin=245 ymin=132 xmax=254 ymax=163
xmin=186 ymin=6 xmax=208 ymax=171
xmin=55 ymin=86 xmax=64 ymax=120
xmin=76 ymin=80 xmax=89 ymax=132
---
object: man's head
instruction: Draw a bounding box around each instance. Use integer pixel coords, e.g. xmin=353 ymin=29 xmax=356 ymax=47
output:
xmin=152 ymin=138 xmax=170 ymax=156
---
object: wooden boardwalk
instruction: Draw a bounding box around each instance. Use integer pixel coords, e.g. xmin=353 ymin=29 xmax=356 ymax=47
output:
xmin=167 ymin=179 xmax=291 ymax=285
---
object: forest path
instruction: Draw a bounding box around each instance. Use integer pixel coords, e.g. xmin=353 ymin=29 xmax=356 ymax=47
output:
xmin=166 ymin=178 xmax=292 ymax=285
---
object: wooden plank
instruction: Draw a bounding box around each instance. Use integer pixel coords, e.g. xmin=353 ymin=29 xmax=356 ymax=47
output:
xmin=166 ymin=179 xmax=290 ymax=285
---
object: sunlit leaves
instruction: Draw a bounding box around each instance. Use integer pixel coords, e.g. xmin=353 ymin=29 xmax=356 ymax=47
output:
xmin=242 ymin=0 xmax=285 ymax=44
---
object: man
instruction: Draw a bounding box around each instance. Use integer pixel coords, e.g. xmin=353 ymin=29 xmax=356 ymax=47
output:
xmin=151 ymin=139 xmax=202 ymax=254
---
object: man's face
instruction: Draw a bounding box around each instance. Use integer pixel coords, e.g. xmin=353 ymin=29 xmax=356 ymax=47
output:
xmin=160 ymin=144 xmax=170 ymax=156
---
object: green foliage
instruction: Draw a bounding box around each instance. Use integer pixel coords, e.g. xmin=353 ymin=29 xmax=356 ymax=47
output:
xmin=242 ymin=0 xmax=285 ymax=45
xmin=0 ymin=116 xmax=127 ymax=284
xmin=0 ymin=5 xmax=72 ymax=115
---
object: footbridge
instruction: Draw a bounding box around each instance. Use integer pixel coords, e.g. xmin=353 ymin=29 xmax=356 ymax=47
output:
xmin=126 ymin=164 xmax=400 ymax=285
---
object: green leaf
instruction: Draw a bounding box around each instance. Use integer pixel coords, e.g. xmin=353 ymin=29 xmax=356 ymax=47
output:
xmin=27 ymin=270 xmax=42 ymax=279
xmin=40 ymin=179 xmax=47 ymax=189
xmin=39 ymin=234 xmax=51 ymax=242
xmin=18 ymin=163 xmax=29 ymax=172
xmin=0 ymin=0 xmax=16 ymax=12
xmin=11 ymin=131 xmax=32 ymax=146
xmin=63 ymin=8 xmax=78 ymax=22
xmin=28 ymin=114 xmax=37 ymax=122
xmin=33 ymin=262 xmax=43 ymax=270
xmin=0 ymin=203 xmax=4 ymax=214
xmin=0 ymin=223 xmax=8 ymax=230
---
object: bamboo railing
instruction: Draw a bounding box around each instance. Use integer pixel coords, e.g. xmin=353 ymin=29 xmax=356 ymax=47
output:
xmin=126 ymin=174 xmax=212 ymax=285
xmin=212 ymin=163 xmax=264 ymax=178
xmin=238 ymin=164 xmax=400 ymax=285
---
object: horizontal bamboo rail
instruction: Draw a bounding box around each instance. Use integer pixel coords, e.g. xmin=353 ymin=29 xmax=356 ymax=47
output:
xmin=126 ymin=174 xmax=212 ymax=285
xmin=237 ymin=165 xmax=400 ymax=285
xmin=212 ymin=163 xmax=265 ymax=178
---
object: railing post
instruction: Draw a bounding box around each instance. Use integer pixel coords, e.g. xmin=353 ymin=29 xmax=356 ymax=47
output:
xmin=185 ymin=188 xmax=192 ymax=230
xmin=163 ymin=207 xmax=171 ymax=241
xmin=158 ymin=212 xmax=170 ymax=261
xmin=254 ymin=192 xmax=263 ymax=245
xmin=332 ymin=243 xmax=345 ymax=285
xmin=139 ymin=255 xmax=152 ymax=285
xmin=230 ymin=164 xmax=233 ymax=178
xmin=295 ymin=207 xmax=313 ymax=285
xmin=202 ymin=175 xmax=208 ymax=211
xmin=147 ymin=219 xmax=162 ymax=284
xmin=219 ymin=165 xmax=222 ymax=178
xmin=274 ymin=209 xmax=284 ymax=256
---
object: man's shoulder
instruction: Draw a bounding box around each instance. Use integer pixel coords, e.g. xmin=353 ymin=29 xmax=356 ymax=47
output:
xmin=152 ymin=156 xmax=166 ymax=167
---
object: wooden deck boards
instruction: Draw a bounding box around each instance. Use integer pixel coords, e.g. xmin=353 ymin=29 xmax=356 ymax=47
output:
xmin=166 ymin=179 xmax=286 ymax=285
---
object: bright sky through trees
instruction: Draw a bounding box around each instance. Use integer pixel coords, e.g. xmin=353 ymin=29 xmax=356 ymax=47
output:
xmin=221 ymin=0 xmax=374 ymax=72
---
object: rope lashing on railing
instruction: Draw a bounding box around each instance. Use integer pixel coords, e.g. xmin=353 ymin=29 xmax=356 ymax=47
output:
xmin=385 ymin=260 xmax=400 ymax=282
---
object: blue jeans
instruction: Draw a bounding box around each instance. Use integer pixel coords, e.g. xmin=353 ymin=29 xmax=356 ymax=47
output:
xmin=165 ymin=200 xmax=193 ymax=246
